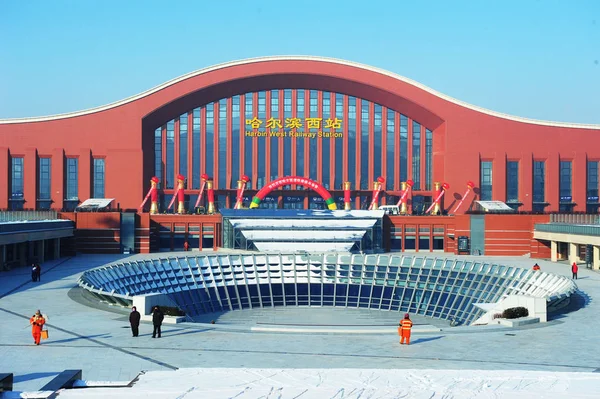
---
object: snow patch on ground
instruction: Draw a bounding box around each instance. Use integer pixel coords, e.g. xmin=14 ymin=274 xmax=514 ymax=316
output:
xmin=50 ymin=368 xmax=600 ymax=398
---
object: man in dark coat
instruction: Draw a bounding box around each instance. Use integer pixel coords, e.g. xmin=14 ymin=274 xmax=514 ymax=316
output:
xmin=35 ymin=263 xmax=41 ymax=281
xmin=31 ymin=263 xmax=38 ymax=282
xmin=151 ymin=306 xmax=164 ymax=338
xmin=129 ymin=306 xmax=141 ymax=337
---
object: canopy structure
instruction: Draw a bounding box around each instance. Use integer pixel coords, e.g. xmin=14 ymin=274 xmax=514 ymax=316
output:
xmin=221 ymin=209 xmax=384 ymax=253
xmin=475 ymin=201 xmax=516 ymax=213
xmin=75 ymin=198 xmax=115 ymax=212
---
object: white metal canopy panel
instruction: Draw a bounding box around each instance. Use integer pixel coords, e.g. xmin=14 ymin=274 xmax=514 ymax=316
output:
xmin=475 ymin=201 xmax=516 ymax=212
xmin=76 ymin=198 xmax=115 ymax=210
xmin=241 ymin=230 xmax=366 ymax=241
xmin=253 ymin=242 xmax=355 ymax=252
xmin=230 ymin=219 xmax=377 ymax=229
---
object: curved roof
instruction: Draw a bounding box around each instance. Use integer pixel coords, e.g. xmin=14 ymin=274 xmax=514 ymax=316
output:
xmin=1 ymin=55 xmax=599 ymax=129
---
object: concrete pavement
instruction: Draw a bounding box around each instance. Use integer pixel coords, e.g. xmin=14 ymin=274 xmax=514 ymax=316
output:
xmin=1 ymin=253 xmax=599 ymax=392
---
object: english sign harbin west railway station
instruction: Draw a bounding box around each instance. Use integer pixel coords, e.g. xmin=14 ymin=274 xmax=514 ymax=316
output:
xmin=1 ymin=56 xmax=600 ymax=262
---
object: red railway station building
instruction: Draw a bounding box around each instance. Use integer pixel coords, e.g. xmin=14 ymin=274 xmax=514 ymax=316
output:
xmin=1 ymin=56 xmax=599 ymax=258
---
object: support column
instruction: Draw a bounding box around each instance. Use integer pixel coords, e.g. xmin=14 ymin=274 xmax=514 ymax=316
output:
xmin=1 ymin=245 xmax=5 ymax=271
xmin=594 ymin=246 xmax=600 ymax=271
xmin=551 ymin=241 xmax=558 ymax=262
xmin=568 ymin=242 xmax=578 ymax=264
xmin=18 ymin=243 xmax=26 ymax=266
xmin=54 ymin=238 xmax=61 ymax=260
xmin=37 ymin=240 xmax=45 ymax=264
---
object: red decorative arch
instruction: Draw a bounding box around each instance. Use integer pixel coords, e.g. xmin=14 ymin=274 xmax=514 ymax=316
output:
xmin=249 ymin=176 xmax=337 ymax=210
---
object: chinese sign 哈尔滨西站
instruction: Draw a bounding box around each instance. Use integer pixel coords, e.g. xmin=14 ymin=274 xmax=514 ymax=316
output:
xmin=244 ymin=117 xmax=343 ymax=139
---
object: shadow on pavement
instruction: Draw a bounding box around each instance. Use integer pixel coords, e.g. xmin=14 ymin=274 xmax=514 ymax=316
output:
xmin=548 ymin=290 xmax=592 ymax=321
xmin=410 ymin=336 xmax=444 ymax=345
xmin=13 ymin=372 xmax=60 ymax=383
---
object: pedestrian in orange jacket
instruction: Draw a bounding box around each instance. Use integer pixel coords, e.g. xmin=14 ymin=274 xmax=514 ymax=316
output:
xmin=398 ymin=313 xmax=413 ymax=345
xmin=572 ymin=262 xmax=578 ymax=279
xmin=30 ymin=310 xmax=45 ymax=345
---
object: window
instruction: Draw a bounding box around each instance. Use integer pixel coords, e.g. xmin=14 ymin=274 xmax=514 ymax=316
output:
xmin=480 ymin=161 xmax=493 ymax=201
xmin=244 ymin=93 xmax=253 ymax=184
xmin=588 ymin=161 xmax=599 ymax=213
xmin=218 ymin=99 xmax=227 ymax=189
xmin=373 ymin=104 xmax=382 ymax=183
xmin=232 ymin=96 xmax=240 ymax=187
xmin=334 ymin=93 xmax=344 ymax=190
xmin=179 ymin=113 xmax=188 ymax=179
xmin=205 ymin=103 xmax=214 ymax=180
xmin=10 ymin=157 xmax=24 ymax=210
xmin=412 ymin=121 xmax=421 ymax=190
xmin=322 ymin=92 xmax=331 ymax=189
xmin=166 ymin=121 xmax=174 ymax=189
xmin=65 ymin=158 xmax=78 ymax=200
xmin=65 ymin=158 xmax=79 ymax=211
xmin=533 ymin=160 xmax=545 ymax=212
xmin=361 ymin=99 xmax=369 ymax=189
xmin=425 ymin=128 xmax=433 ymax=190
xmin=386 ymin=109 xmax=395 ymax=190
xmin=296 ymin=90 xmax=305 ymax=178
xmin=506 ymin=161 xmax=519 ymax=206
xmin=400 ymin=115 xmax=408 ymax=183
xmin=93 ymin=158 xmax=105 ymax=198
xmin=270 ymin=90 xmax=279 ymax=182
xmin=308 ymin=90 xmax=318 ymax=181
xmin=559 ymin=160 xmax=573 ymax=212
xmin=257 ymin=92 xmax=266 ymax=188
xmin=348 ymin=97 xmax=357 ymax=189
xmin=192 ymin=108 xmax=201 ymax=189
xmin=283 ymin=89 xmax=292 ymax=177
xmin=38 ymin=158 xmax=51 ymax=210
xmin=154 ymin=127 xmax=162 ymax=187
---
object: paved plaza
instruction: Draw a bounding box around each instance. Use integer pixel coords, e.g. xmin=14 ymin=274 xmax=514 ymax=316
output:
xmin=1 ymin=252 xmax=600 ymax=394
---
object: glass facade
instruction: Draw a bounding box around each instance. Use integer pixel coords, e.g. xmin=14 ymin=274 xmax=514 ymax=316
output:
xmin=152 ymin=90 xmax=434 ymax=207
xmin=506 ymin=161 xmax=519 ymax=206
xmin=38 ymin=158 xmax=51 ymax=210
xmin=80 ymin=253 xmax=574 ymax=326
xmin=93 ymin=158 xmax=105 ymax=198
xmin=480 ymin=161 xmax=493 ymax=201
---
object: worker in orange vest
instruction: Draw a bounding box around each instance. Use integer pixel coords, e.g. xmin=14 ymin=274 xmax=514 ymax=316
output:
xmin=572 ymin=262 xmax=578 ymax=279
xmin=398 ymin=313 xmax=413 ymax=345
xmin=30 ymin=310 xmax=46 ymax=345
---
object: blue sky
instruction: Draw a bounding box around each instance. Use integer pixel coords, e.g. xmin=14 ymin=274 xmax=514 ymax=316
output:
xmin=1 ymin=0 xmax=599 ymax=123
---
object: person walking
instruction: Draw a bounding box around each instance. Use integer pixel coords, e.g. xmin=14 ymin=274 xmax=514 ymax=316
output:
xmin=30 ymin=310 xmax=46 ymax=345
xmin=572 ymin=262 xmax=578 ymax=279
xmin=398 ymin=313 xmax=413 ymax=345
xmin=31 ymin=263 xmax=38 ymax=282
xmin=151 ymin=306 xmax=164 ymax=338
xmin=35 ymin=263 xmax=41 ymax=281
xmin=532 ymin=263 xmax=541 ymax=271
xmin=129 ymin=306 xmax=141 ymax=337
